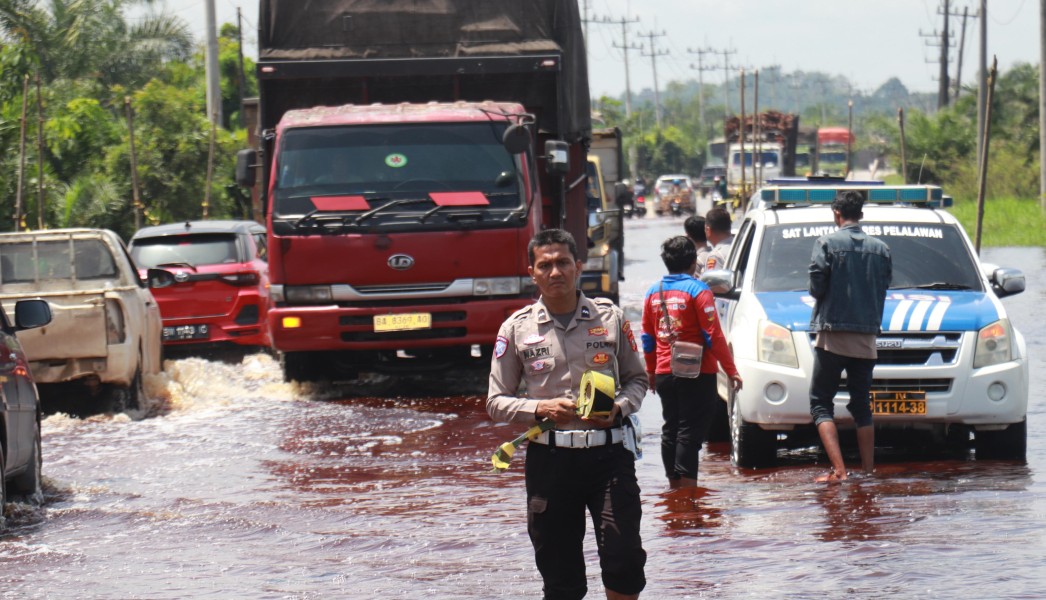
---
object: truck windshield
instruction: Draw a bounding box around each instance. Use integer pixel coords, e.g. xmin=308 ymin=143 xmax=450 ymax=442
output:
xmin=753 ymin=222 xmax=983 ymax=293
xmin=273 ymin=122 xmax=523 ymax=231
xmin=731 ymin=151 xmax=781 ymax=168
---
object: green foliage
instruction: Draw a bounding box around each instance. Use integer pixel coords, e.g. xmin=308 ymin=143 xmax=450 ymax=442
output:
xmin=0 ymin=2 xmax=256 ymax=237
xmin=947 ymin=197 xmax=1046 ymax=247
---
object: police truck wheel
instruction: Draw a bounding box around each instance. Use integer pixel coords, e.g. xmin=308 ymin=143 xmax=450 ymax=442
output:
xmin=974 ymin=419 xmax=1027 ymax=461
xmin=705 ymin=397 xmax=730 ymax=443
xmin=729 ymin=393 xmax=777 ymax=468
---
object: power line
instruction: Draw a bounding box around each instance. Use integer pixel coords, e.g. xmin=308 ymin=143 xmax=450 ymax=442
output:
xmin=590 ymin=14 xmax=641 ymax=117
xmin=639 ymin=30 xmax=669 ymax=128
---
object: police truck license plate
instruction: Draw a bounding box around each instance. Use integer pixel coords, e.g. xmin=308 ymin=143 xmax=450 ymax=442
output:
xmin=871 ymin=391 xmax=926 ymax=415
xmin=373 ymin=313 xmax=432 ymax=332
xmin=163 ymin=324 xmax=210 ymax=341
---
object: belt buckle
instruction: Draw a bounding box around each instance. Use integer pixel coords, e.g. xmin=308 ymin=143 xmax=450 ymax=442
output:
xmin=570 ymin=430 xmax=586 ymax=448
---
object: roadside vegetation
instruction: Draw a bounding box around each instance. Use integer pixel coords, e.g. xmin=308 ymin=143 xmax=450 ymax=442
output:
xmin=0 ymin=3 xmax=1042 ymax=246
xmin=0 ymin=0 xmax=255 ymax=240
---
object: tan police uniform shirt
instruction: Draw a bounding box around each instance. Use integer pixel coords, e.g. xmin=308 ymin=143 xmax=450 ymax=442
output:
xmin=704 ymin=234 xmax=735 ymax=272
xmin=487 ymin=293 xmax=648 ymax=429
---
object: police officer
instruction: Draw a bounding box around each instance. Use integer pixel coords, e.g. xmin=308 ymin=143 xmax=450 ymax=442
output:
xmin=488 ymin=228 xmax=648 ymax=600
xmin=703 ymin=206 xmax=734 ymax=271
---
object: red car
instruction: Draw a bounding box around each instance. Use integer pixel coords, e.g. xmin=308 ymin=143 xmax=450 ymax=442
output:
xmin=129 ymin=220 xmax=271 ymax=352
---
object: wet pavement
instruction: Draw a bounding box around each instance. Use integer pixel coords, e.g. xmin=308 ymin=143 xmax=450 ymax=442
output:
xmin=1 ymin=215 xmax=1043 ymax=599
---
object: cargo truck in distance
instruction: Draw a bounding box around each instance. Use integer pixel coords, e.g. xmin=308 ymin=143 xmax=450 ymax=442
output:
xmin=236 ymin=1 xmax=592 ymax=382
xmin=725 ymin=111 xmax=800 ymax=198
xmin=814 ymin=127 xmax=854 ymax=176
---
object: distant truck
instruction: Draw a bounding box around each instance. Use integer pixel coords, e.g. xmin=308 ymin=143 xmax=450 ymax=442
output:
xmin=724 ymin=111 xmax=800 ymax=196
xmin=236 ymin=0 xmax=592 ymax=381
xmin=585 ymin=128 xmax=625 ymax=301
xmin=0 ymin=229 xmax=165 ymax=413
xmin=814 ymin=127 xmax=854 ymax=176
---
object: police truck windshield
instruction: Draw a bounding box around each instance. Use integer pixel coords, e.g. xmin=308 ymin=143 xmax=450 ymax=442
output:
xmin=272 ymin=122 xmax=524 ymax=231
xmin=753 ymin=223 xmax=984 ymax=293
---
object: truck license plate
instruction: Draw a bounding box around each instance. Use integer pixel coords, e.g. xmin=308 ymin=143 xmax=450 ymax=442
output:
xmin=871 ymin=391 xmax=927 ymax=415
xmin=373 ymin=313 xmax=432 ymax=332
xmin=163 ymin=324 xmax=210 ymax=341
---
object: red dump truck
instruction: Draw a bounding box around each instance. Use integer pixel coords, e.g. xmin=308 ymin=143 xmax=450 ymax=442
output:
xmin=236 ymin=1 xmax=591 ymax=382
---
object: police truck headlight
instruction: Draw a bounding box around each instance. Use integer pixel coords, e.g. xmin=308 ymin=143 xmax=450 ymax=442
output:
xmin=973 ymin=319 xmax=1012 ymax=368
xmin=473 ymin=277 xmax=521 ymax=296
xmin=758 ymin=320 xmax=799 ymax=368
xmin=284 ymin=285 xmax=334 ymax=304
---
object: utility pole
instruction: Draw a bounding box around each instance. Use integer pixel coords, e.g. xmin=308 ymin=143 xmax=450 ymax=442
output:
xmin=713 ymin=48 xmax=738 ymax=114
xmin=687 ymin=47 xmax=717 ymax=127
xmin=593 ymin=15 xmax=640 ymax=117
xmin=976 ymin=0 xmax=987 ymax=166
xmin=1040 ymin=0 xmax=1046 ymax=210
xmin=204 ymin=0 xmax=222 ymax=126
xmin=919 ymin=20 xmax=954 ymax=110
xmin=954 ymin=6 xmax=971 ymax=99
xmin=639 ymin=30 xmax=668 ymax=129
xmin=938 ymin=0 xmax=952 ymax=108
xmin=237 ymin=7 xmax=247 ymax=128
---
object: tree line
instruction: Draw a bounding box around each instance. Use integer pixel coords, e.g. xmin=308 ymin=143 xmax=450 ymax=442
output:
xmin=0 ymin=0 xmax=256 ymax=240
xmin=1 ymin=2 xmax=1039 ymax=245
xmin=596 ymin=66 xmax=1042 ymax=203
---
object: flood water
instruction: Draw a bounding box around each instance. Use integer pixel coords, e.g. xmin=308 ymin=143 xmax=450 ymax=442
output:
xmin=2 ymin=215 xmax=1044 ymax=599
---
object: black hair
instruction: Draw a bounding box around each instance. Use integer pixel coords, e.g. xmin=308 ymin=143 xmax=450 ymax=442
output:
xmin=528 ymin=228 xmax=578 ymax=265
xmin=684 ymin=215 xmax=707 ymax=243
xmin=661 ymin=236 xmax=697 ymax=274
xmin=832 ymin=190 xmax=865 ymax=220
xmin=705 ymin=206 xmax=732 ymax=233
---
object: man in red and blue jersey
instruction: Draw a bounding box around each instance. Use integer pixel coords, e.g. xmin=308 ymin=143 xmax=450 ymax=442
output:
xmin=641 ymin=236 xmax=743 ymax=487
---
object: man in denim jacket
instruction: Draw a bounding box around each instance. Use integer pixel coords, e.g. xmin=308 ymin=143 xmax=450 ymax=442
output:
xmin=808 ymin=190 xmax=892 ymax=482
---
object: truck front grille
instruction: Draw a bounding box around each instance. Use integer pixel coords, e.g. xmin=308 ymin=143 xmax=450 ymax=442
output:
xmin=810 ymin=332 xmax=962 ymax=366
xmin=838 ymin=378 xmax=953 ymax=394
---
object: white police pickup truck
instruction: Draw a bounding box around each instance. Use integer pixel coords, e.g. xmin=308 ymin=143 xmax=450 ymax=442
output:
xmin=702 ymin=182 xmax=1028 ymax=467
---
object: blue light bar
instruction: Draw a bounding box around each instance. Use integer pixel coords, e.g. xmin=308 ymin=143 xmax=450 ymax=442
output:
xmin=759 ymin=185 xmax=944 ymax=206
xmin=765 ymin=178 xmax=885 ymax=187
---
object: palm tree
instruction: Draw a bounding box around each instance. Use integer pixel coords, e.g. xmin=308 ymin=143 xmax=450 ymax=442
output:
xmin=0 ymin=0 xmax=192 ymax=87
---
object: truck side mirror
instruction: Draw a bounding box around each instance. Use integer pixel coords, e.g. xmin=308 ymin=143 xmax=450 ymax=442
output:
xmin=236 ymin=149 xmax=257 ymax=187
xmin=14 ymin=298 xmax=52 ymax=330
xmin=545 ymin=140 xmax=569 ymax=176
xmin=502 ymin=124 xmax=530 ymax=155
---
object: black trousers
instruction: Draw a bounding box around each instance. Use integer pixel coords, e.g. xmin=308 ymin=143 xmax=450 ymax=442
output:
xmin=656 ymin=372 xmax=718 ymax=480
xmin=524 ymin=441 xmax=646 ymax=600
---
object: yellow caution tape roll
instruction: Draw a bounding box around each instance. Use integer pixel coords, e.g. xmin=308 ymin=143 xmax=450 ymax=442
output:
xmin=577 ymin=371 xmax=616 ymax=418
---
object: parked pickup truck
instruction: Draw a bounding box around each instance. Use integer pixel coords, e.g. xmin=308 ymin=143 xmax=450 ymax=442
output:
xmin=0 ymin=229 xmax=165 ymax=413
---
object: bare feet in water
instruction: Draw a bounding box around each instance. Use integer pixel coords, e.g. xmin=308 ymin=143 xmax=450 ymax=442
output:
xmin=816 ymin=469 xmax=847 ymax=483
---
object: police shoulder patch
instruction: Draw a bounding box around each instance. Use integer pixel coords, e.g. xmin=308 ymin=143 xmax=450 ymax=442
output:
xmin=494 ymin=336 xmax=509 ymax=359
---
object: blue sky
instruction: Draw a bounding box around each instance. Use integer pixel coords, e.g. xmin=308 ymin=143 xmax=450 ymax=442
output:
xmin=163 ymin=0 xmax=1042 ymax=98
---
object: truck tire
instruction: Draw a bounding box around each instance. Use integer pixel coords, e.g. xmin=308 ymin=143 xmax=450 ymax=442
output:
xmin=100 ymin=367 xmax=143 ymax=414
xmin=282 ymin=352 xmax=316 ymax=383
xmin=8 ymin=420 xmax=42 ymax=502
xmin=974 ymin=419 xmax=1027 ymax=461
xmin=729 ymin=393 xmax=777 ymax=468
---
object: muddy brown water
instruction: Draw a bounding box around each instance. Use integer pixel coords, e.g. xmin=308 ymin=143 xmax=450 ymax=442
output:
xmin=2 ymin=216 xmax=1043 ymax=599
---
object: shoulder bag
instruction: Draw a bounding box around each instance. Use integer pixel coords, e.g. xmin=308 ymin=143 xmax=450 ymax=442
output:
xmin=659 ymin=282 xmax=704 ymax=378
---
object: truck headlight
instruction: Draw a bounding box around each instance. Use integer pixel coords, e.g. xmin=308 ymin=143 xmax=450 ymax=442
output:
xmin=284 ymin=285 xmax=334 ymax=304
xmin=583 ymin=244 xmax=610 ymax=271
xmin=473 ymin=277 xmax=521 ymax=296
xmin=973 ymin=319 xmax=1012 ymax=368
xmin=758 ymin=320 xmax=798 ymax=368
